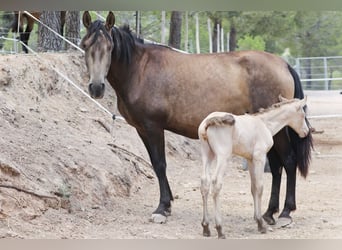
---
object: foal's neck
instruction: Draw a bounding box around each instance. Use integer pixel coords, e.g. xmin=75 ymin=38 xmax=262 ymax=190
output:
xmin=258 ymin=106 xmax=293 ymax=136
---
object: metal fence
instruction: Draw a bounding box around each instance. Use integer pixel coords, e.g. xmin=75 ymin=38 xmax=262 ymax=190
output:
xmin=294 ymin=56 xmax=342 ymax=91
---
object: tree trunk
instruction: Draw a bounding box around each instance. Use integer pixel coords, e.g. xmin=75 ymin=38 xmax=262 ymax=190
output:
xmin=37 ymin=11 xmax=63 ymax=52
xmin=229 ymin=25 xmax=237 ymax=51
xmin=65 ymin=11 xmax=80 ymax=50
xmin=168 ymin=11 xmax=182 ymax=49
xmin=184 ymin=11 xmax=188 ymax=52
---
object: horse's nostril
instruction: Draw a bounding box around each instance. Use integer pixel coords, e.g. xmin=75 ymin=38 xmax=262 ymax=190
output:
xmin=88 ymin=83 xmax=105 ymax=98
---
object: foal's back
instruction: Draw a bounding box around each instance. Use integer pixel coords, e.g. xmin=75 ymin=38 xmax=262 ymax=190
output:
xmin=199 ymin=111 xmax=273 ymax=160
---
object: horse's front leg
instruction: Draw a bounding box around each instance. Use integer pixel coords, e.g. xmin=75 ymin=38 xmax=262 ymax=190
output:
xmin=279 ymin=149 xmax=297 ymax=222
xmin=248 ymin=157 xmax=267 ymax=234
xmin=263 ymin=147 xmax=282 ymax=225
xmin=137 ymin=128 xmax=173 ymax=223
xmin=265 ymin=130 xmax=297 ymax=226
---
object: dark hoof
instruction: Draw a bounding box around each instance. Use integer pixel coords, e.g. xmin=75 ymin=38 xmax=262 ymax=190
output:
xmin=257 ymin=219 xmax=267 ymax=234
xmin=202 ymin=223 xmax=211 ymax=237
xmin=215 ymin=225 xmax=225 ymax=239
xmin=203 ymin=229 xmax=211 ymax=237
xmin=263 ymin=213 xmax=276 ymax=225
xmin=259 ymin=226 xmax=267 ymax=234
xmin=218 ymin=234 xmax=226 ymax=239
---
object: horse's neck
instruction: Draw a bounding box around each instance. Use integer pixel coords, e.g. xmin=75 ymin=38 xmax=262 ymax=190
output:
xmin=258 ymin=106 xmax=292 ymax=136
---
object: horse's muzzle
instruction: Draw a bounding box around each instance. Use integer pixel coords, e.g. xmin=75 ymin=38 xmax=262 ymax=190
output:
xmin=89 ymin=83 xmax=105 ymax=99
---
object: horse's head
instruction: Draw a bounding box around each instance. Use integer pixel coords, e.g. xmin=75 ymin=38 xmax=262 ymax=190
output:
xmin=81 ymin=11 xmax=115 ymax=99
xmin=279 ymin=95 xmax=309 ymax=138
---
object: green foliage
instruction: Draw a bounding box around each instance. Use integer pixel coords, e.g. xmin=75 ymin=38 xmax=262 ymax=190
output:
xmin=237 ymin=35 xmax=265 ymax=51
xmin=2 ymin=10 xmax=342 ymax=58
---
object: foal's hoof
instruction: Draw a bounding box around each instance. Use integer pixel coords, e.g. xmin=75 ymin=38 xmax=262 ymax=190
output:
xmin=150 ymin=213 xmax=167 ymax=224
xmin=259 ymin=226 xmax=267 ymax=234
xmin=202 ymin=224 xmax=211 ymax=237
xmin=275 ymin=217 xmax=293 ymax=228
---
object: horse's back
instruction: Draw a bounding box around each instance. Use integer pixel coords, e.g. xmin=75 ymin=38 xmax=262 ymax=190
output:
xmin=128 ymin=46 xmax=296 ymax=138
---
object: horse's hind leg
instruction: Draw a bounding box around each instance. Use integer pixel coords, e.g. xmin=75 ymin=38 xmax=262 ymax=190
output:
xmin=21 ymin=17 xmax=34 ymax=53
xmin=137 ymin=128 xmax=173 ymax=223
xmin=248 ymin=157 xmax=266 ymax=233
xmin=200 ymin=139 xmax=214 ymax=237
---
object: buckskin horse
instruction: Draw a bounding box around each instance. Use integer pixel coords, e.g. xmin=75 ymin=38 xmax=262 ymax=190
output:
xmin=198 ymin=96 xmax=309 ymax=238
xmin=80 ymin=11 xmax=313 ymax=225
xmin=11 ymin=11 xmax=66 ymax=53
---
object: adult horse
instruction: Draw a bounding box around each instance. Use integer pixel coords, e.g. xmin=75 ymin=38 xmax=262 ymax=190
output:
xmin=11 ymin=11 xmax=66 ymax=53
xmin=80 ymin=11 xmax=313 ymax=225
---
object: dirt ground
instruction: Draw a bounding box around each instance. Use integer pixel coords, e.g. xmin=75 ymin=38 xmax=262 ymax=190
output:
xmin=0 ymin=52 xmax=341 ymax=239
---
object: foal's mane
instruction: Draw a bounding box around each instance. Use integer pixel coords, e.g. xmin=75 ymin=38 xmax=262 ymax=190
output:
xmin=255 ymin=98 xmax=298 ymax=115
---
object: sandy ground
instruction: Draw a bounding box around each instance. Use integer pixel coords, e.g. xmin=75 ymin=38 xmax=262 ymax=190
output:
xmin=0 ymin=52 xmax=341 ymax=239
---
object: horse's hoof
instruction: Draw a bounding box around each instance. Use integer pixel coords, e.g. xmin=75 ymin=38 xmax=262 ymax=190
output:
xmin=149 ymin=213 xmax=167 ymax=224
xmin=275 ymin=217 xmax=293 ymax=228
xmin=263 ymin=214 xmax=276 ymax=225
xmin=218 ymin=234 xmax=226 ymax=239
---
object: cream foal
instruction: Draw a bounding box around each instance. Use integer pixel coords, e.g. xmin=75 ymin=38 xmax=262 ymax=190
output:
xmin=198 ymin=96 xmax=309 ymax=239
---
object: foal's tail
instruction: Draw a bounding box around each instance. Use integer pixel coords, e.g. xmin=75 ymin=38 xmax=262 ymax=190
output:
xmin=199 ymin=114 xmax=235 ymax=141
xmin=288 ymin=64 xmax=314 ymax=178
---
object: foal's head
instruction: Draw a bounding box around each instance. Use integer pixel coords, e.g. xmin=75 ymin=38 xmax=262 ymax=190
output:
xmin=81 ymin=11 xmax=115 ymax=99
xmin=279 ymin=95 xmax=309 ymax=138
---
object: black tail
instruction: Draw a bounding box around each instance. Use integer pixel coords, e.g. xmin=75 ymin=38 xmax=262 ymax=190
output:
xmin=288 ymin=64 xmax=314 ymax=178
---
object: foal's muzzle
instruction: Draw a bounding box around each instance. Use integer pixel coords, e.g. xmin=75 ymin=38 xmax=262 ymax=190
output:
xmin=89 ymin=83 xmax=105 ymax=99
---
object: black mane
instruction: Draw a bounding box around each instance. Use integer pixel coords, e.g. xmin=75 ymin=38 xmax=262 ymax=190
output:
xmin=111 ymin=24 xmax=144 ymax=65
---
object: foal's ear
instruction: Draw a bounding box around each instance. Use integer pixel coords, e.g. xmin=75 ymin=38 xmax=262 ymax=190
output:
xmin=278 ymin=95 xmax=288 ymax=102
xmin=82 ymin=11 xmax=92 ymax=29
xmin=300 ymin=95 xmax=308 ymax=105
xmin=105 ymin=11 xmax=115 ymax=31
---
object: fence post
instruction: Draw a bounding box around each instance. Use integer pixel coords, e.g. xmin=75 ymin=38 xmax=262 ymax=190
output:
xmin=323 ymin=57 xmax=328 ymax=90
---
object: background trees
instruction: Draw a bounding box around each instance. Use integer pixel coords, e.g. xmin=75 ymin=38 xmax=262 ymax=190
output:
xmin=2 ymin=10 xmax=342 ymax=58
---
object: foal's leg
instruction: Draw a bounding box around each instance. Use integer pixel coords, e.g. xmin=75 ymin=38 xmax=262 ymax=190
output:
xmin=137 ymin=128 xmax=173 ymax=223
xmin=248 ymin=157 xmax=267 ymax=233
xmin=200 ymin=140 xmax=214 ymax=237
xmin=212 ymin=154 xmax=228 ymax=239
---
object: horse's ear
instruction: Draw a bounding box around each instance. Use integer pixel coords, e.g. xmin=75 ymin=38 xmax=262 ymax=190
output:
xmin=105 ymin=11 xmax=115 ymax=31
xmin=83 ymin=11 xmax=92 ymax=29
xmin=278 ymin=95 xmax=288 ymax=102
